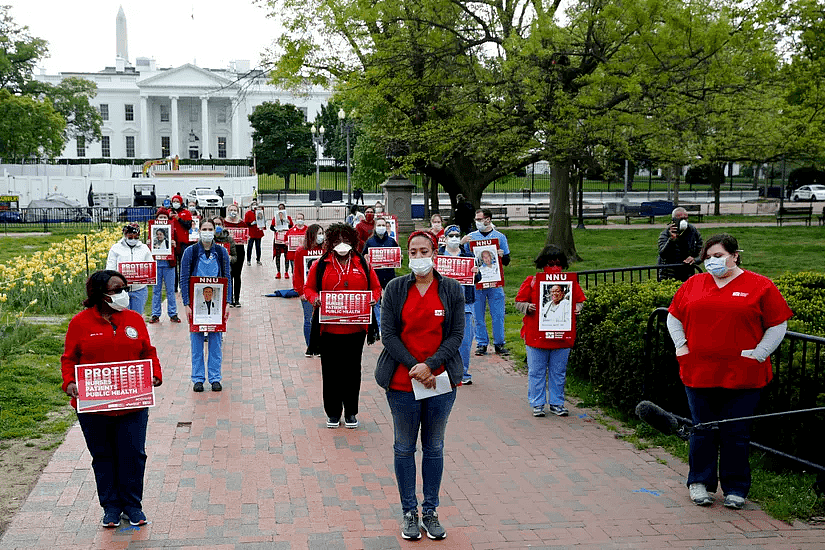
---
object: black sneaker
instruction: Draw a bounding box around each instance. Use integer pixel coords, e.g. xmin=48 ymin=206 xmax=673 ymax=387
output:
xmin=547 ymin=404 xmax=569 ymax=417
xmin=420 ymin=510 xmax=446 ymax=540
xmin=122 ymin=507 xmax=147 ymax=526
xmin=475 ymin=345 xmax=487 ymax=356
xmin=344 ymin=415 xmax=358 ymax=429
xmin=211 ymin=382 xmax=222 ymax=392
xmin=494 ymin=344 xmax=510 ymax=356
xmin=101 ymin=507 xmax=121 ymax=528
xmin=234 ymin=302 xmax=242 ymax=308
xmin=305 ymin=347 xmax=312 ymax=357
xmin=193 ymin=382 xmax=204 ymax=392
xmin=326 ymin=417 xmax=340 ymax=428
xmin=401 ymin=510 xmax=421 ymax=540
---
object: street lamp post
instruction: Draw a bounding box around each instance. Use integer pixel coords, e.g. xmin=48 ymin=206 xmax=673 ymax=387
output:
xmin=338 ymin=109 xmax=354 ymax=208
xmin=311 ymin=124 xmax=326 ymax=211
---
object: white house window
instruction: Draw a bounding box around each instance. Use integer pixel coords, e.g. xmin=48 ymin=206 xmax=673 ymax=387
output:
xmin=99 ymin=104 xmax=109 ymax=121
xmin=217 ymin=137 xmax=227 ymax=158
xmin=217 ymin=107 xmax=227 ymax=124
xmin=125 ymin=136 xmax=135 ymax=158
xmin=101 ymin=136 xmax=110 ymax=158
xmin=190 ymin=104 xmax=198 ymax=122
xmin=160 ymin=104 xmax=169 ymax=123
xmin=76 ymin=136 xmax=85 ymax=157
xmin=161 ymin=136 xmax=170 ymax=157
xmin=125 ymin=104 xmax=134 ymax=121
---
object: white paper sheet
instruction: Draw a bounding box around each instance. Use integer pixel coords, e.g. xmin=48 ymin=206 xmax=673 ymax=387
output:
xmin=411 ymin=371 xmax=452 ymax=400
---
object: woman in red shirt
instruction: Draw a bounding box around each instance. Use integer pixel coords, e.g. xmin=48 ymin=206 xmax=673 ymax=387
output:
xmin=515 ymin=245 xmax=586 ymax=418
xmin=243 ymin=200 xmax=265 ymax=265
xmin=223 ymin=203 xmax=246 ymax=306
xmin=668 ymin=233 xmax=792 ymax=510
xmin=282 ymin=211 xmax=308 ymax=278
xmin=374 ymin=231 xmax=465 ymax=541
xmin=304 ymin=223 xmax=381 ymax=430
xmin=269 ymin=203 xmax=294 ymax=278
xmin=61 ymin=270 xmax=163 ymax=528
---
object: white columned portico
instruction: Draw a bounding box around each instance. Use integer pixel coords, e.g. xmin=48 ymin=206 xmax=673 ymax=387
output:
xmin=201 ymin=96 xmax=210 ymax=159
xmin=231 ymin=99 xmax=243 ymax=158
xmin=170 ymin=96 xmax=179 ymax=158
xmin=140 ymin=95 xmax=149 ymax=157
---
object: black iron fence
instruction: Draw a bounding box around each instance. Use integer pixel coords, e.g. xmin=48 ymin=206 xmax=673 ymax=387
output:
xmin=644 ymin=307 xmax=825 ymax=473
xmin=575 ymin=264 xmax=704 ymax=290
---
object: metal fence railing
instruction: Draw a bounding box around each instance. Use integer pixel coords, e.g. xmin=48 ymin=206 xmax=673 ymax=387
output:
xmin=575 ymin=264 xmax=704 ymax=290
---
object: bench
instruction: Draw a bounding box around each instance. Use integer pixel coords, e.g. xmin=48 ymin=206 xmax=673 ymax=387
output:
xmin=776 ymin=205 xmax=813 ymax=226
xmin=624 ymin=205 xmax=655 ymax=224
xmin=481 ymin=205 xmax=509 ymax=226
xmin=681 ymin=203 xmax=704 ymax=223
xmin=528 ymin=205 xmax=550 ymax=223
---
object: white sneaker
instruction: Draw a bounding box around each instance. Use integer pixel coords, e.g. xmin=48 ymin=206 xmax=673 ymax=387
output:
xmin=689 ymin=483 xmax=713 ymax=506
xmin=723 ymin=494 xmax=745 ymax=509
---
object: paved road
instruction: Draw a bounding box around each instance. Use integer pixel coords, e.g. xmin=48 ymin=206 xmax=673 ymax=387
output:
xmin=2 ymin=235 xmax=823 ymax=549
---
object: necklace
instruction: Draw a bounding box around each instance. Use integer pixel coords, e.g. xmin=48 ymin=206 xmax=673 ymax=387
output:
xmin=333 ymin=254 xmax=352 ymax=288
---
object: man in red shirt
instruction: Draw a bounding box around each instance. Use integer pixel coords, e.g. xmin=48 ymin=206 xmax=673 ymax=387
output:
xmin=355 ymin=207 xmax=376 ymax=251
xmin=243 ymin=200 xmax=265 ymax=265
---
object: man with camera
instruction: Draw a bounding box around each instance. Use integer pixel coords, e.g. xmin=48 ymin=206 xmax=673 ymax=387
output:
xmin=657 ymin=207 xmax=703 ymax=282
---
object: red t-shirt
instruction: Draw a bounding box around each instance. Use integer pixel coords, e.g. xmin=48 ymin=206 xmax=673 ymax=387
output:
xmin=294 ymin=245 xmax=324 ymax=295
xmin=390 ymin=281 xmax=446 ymax=392
xmin=668 ymin=270 xmax=793 ymax=389
xmin=284 ymin=225 xmax=308 ymax=260
xmin=355 ymin=219 xmax=375 ymax=251
xmin=304 ymin=254 xmax=382 ymax=334
xmin=244 ymin=209 xmax=264 ymax=239
xmin=515 ymin=267 xmax=586 ymax=349
xmin=61 ymin=307 xmax=162 ymax=413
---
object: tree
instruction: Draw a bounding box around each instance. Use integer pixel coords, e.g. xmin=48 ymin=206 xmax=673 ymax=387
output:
xmin=0 ymin=7 xmax=48 ymax=95
xmin=249 ymin=101 xmax=314 ymax=189
xmin=45 ymin=77 xmax=102 ymax=142
xmin=0 ymin=90 xmax=64 ymax=157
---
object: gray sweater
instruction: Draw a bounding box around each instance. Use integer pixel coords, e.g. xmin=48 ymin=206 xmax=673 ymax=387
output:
xmin=374 ymin=271 xmax=465 ymax=389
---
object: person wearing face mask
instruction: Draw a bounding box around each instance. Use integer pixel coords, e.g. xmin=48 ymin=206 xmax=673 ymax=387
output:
xmin=223 ymin=203 xmax=246 ymax=307
xmin=462 ymin=208 xmax=511 ymax=356
xmin=270 ymin=203 xmax=294 ymax=278
xmin=667 ymin=233 xmax=791 ymax=510
xmin=658 ymin=207 xmax=703 ymax=282
xmin=105 ymin=224 xmax=155 ymax=315
xmin=267 ymin=213 xmax=308 ymax=295
xmin=438 ymin=225 xmax=479 ymax=385
xmin=61 ymin=270 xmax=162 ymax=528
xmin=180 ymin=218 xmax=233 ymax=392
xmin=515 ymin=246 xmax=586 ymax=418
xmin=148 ymin=209 xmax=181 ymax=324
xmin=375 ymin=231 xmax=464 ymax=541
xmin=243 ymin=200 xmax=265 ymax=266
xmin=168 ymin=194 xmax=193 ymax=292
xmin=212 ymin=216 xmax=237 ymax=271
xmin=428 ymin=214 xmax=445 ymax=245
xmin=304 ymin=223 xmax=382 ymax=429
xmin=355 ymin=207 xmax=376 ymax=251
xmin=362 ymin=217 xmax=400 ymax=331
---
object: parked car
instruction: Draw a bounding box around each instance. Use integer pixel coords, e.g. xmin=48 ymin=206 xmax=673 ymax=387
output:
xmin=791 ymin=185 xmax=825 ymax=202
xmin=0 ymin=210 xmax=22 ymax=223
xmin=185 ymin=187 xmax=223 ymax=208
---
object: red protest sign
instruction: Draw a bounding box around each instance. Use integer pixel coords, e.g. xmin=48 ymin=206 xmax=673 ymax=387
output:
xmin=118 ymin=261 xmax=157 ymax=285
xmin=226 ymin=227 xmax=248 ymax=244
xmin=320 ymin=290 xmax=372 ymax=324
xmin=274 ymin=231 xmax=288 ymax=244
xmin=469 ymin=238 xmax=504 ymax=289
xmin=287 ymin=234 xmax=304 ymax=251
xmin=189 ymin=276 xmax=228 ymax=332
xmin=75 ymin=359 xmax=155 ymax=413
xmin=536 ymin=272 xmax=578 ymax=342
xmin=435 ymin=256 xmax=476 ymax=285
xmin=368 ymin=246 xmax=402 ymax=269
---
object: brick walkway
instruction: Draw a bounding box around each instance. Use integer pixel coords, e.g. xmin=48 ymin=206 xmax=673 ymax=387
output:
xmin=2 ymin=236 xmax=824 ymax=549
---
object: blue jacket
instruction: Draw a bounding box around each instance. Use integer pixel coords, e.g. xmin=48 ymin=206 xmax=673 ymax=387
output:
xmin=363 ymin=233 xmax=399 ymax=289
xmin=438 ymin=245 xmax=476 ymax=307
xmin=180 ymin=242 xmax=232 ymax=307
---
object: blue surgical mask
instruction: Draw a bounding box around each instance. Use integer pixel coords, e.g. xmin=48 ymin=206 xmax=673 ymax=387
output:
xmin=200 ymin=230 xmax=215 ymax=243
xmin=704 ymin=256 xmax=731 ymax=277
xmin=215 ymin=226 xmax=223 ymax=234
xmin=375 ymin=226 xmax=387 ymax=236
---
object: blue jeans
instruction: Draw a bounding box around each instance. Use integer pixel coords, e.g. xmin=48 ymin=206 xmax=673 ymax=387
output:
xmin=191 ymin=331 xmax=223 ymax=383
xmin=77 ymin=408 xmax=148 ymax=512
xmin=152 ymin=266 xmax=177 ymax=317
xmin=373 ymin=298 xmax=382 ymax=337
xmin=684 ymin=386 xmax=762 ymax=497
xmin=473 ymin=287 xmax=505 ymax=347
xmin=459 ymin=310 xmax=474 ymax=381
xmin=128 ymin=286 xmax=148 ymax=315
xmin=526 ymin=346 xmax=571 ymax=408
xmin=386 ymin=388 xmax=457 ymax=514
xmin=301 ymin=300 xmax=313 ymax=346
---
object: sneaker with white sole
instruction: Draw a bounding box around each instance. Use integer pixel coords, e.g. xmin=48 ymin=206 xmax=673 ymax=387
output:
xmin=547 ymin=404 xmax=569 ymax=417
xmin=723 ymin=494 xmax=745 ymax=509
xmin=420 ymin=510 xmax=446 ymax=540
xmin=344 ymin=415 xmax=358 ymax=429
xmin=532 ymin=406 xmax=545 ymax=417
xmin=689 ymin=483 xmax=713 ymax=506
xmin=326 ymin=417 xmax=340 ymax=428
xmin=401 ymin=510 xmax=421 ymax=540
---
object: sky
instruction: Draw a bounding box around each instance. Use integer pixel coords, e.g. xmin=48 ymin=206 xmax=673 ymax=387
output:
xmin=7 ymin=0 xmax=283 ymax=74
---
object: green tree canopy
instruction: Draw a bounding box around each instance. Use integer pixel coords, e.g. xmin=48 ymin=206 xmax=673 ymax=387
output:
xmin=0 ymin=89 xmax=64 ymax=157
xmin=249 ymin=101 xmax=314 ymax=189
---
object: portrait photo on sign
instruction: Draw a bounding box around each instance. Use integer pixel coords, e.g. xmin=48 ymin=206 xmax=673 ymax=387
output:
xmin=303 ymin=255 xmax=322 ymax=280
xmin=538 ymin=281 xmax=573 ymax=332
xmin=150 ymin=225 xmax=171 ymax=255
xmin=474 ymin=246 xmax=501 ymax=284
xmin=192 ymin=283 xmax=224 ymax=325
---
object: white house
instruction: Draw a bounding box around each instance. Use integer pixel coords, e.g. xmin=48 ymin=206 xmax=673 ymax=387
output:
xmin=33 ymin=6 xmax=331 ymax=161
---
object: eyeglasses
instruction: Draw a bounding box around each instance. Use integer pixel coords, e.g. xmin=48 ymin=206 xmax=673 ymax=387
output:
xmin=105 ymin=286 xmax=127 ymax=295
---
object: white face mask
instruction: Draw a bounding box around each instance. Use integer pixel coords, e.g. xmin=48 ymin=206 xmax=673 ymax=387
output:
xmin=333 ymin=242 xmax=352 ymax=256
xmin=296 ymin=219 xmax=305 ymax=227
xmin=704 ymin=255 xmax=731 ymax=277
xmin=446 ymin=236 xmax=461 ymax=248
xmin=107 ymin=290 xmax=130 ymax=311
xmin=125 ymin=238 xmax=140 ymax=247
xmin=432 ymin=223 xmax=442 ymax=231
xmin=375 ymin=226 xmax=387 ymax=236
xmin=409 ymin=256 xmax=434 ymax=276
xmin=316 ymin=234 xmax=325 ymax=245
xmin=228 ymin=210 xmax=238 ymax=219
xmin=172 ymin=201 xmax=181 ymax=209
xmin=476 ymin=220 xmax=487 ymax=231
xmin=200 ymin=230 xmax=215 ymax=243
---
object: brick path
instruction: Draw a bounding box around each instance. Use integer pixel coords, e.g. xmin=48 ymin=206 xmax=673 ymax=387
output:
xmin=2 ymin=235 xmax=824 ymax=549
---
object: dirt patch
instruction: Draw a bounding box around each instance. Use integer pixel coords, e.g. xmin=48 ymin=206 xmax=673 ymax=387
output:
xmin=0 ymin=435 xmax=64 ymax=536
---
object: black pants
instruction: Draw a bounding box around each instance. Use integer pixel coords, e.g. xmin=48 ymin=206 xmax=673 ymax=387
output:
xmin=246 ymin=238 xmax=262 ymax=262
xmin=320 ymin=331 xmax=367 ymax=419
xmin=231 ymin=245 xmax=244 ymax=303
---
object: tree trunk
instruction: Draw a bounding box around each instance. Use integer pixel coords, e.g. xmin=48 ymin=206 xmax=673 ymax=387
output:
xmin=429 ymin=177 xmax=440 ymax=219
xmin=422 ymin=173 xmax=431 ymax=220
xmin=672 ymin=165 xmax=680 ymax=206
xmin=284 ymin=173 xmax=291 ymax=191
xmin=710 ymin=163 xmax=724 ymax=216
xmin=547 ymin=160 xmax=580 ymax=262
xmin=752 ymin=163 xmax=759 ymax=190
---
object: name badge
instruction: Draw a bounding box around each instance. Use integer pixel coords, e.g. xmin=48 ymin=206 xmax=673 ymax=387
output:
xmin=434 ymin=310 xmax=445 ymax=317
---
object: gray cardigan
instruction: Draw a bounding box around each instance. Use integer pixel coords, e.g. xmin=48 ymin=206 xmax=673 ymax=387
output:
xmin=374 ymin=271 xmax=465 ymax=389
